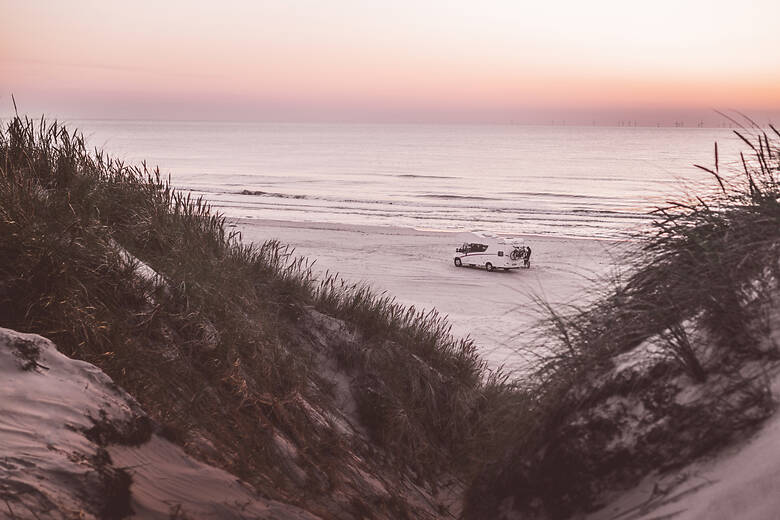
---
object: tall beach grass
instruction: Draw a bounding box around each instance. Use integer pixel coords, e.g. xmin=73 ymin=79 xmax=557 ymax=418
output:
xmin=0 ymin=114 xmax=519 ymax=508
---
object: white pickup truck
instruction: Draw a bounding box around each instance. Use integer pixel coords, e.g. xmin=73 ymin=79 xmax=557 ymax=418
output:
xmin=453 ymin=232 xmax=531 ymax=271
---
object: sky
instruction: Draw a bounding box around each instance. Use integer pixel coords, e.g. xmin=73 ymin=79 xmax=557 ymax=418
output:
xmin=2 ymin=0 xmax=780 ymax=124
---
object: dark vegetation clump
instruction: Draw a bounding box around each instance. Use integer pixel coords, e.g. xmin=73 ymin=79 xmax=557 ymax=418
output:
xmin=8 ymin=335 xmax=44 ymax=371
xmin=84 ymin=409 xmax=154 ymax=447
xmin=91 ymin=447 xmax=135 ymax=520
xmin=464 ymin=120 xmax=780 ymax=519
xmin=0 ymin=114 xmax=517 ymax=515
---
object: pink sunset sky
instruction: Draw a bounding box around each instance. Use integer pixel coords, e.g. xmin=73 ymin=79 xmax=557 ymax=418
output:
xmin=2 ymin=0 xmax=780 ymax=124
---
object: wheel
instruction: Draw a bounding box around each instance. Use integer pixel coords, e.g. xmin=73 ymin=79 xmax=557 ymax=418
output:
xmin=485 ymin=262 xmax=494 ymax=272
xmin=454 ymin=257 xmax=462 ymax=267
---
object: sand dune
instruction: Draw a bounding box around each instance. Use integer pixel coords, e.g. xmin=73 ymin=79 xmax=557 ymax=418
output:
xmin=587 ymin=368 xmax=780 ymax=520
xmin=0 ymin=327 xmax=319 ymax=519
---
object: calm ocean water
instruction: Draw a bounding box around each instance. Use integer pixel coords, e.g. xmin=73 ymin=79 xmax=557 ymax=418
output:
xmin=68 ymin=121 xmax=740 ymax=239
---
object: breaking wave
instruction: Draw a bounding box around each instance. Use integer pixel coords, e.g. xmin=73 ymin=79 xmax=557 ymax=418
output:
xmin=238 ymin=190 xmax=308 ymax=199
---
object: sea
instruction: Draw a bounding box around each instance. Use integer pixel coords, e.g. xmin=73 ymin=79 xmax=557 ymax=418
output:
xmin=66 ymin=121 xmax=742 ymax=239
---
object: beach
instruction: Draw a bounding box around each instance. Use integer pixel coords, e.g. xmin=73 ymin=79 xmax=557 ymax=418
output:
xmin=235 ymin=218 xmax=623 ymax=369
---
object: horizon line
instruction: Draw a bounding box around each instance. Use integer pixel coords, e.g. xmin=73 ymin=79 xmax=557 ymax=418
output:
xmin=0 ymin=114 xmax=762 ymax=129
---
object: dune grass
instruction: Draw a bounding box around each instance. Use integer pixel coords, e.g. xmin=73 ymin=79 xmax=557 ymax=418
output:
xmin=463 ymin=120 xmax=780 ymax=518
xmin=0 ymin=114 xmax=520 ymax=508
xmin=538 ymin=122 xmax=780 ymax=379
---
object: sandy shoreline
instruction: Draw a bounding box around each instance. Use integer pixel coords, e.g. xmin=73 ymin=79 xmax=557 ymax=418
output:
xmin=234 ymin=218 xmax=624 ymax=369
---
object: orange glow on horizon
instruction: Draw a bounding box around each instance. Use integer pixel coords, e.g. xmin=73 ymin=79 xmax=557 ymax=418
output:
xmin=2 ymin=0 xmax=780 ymax=122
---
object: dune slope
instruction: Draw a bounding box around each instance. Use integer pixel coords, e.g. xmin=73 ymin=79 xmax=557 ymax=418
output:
xmin=0 ymin=327 xmax=321 ymax=519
